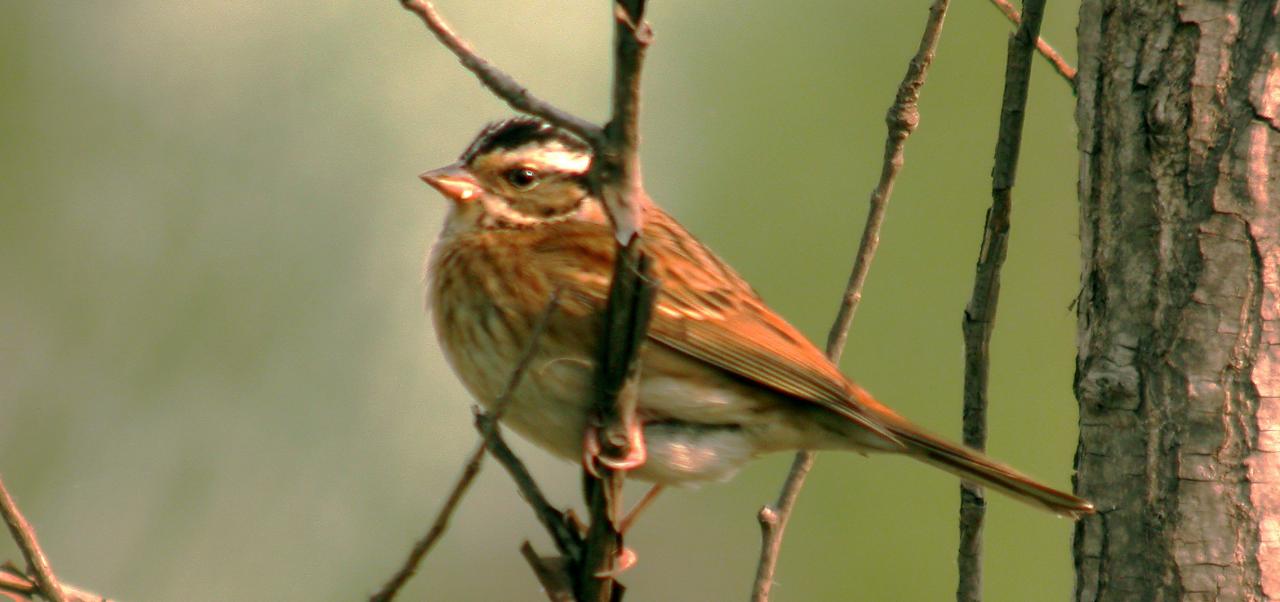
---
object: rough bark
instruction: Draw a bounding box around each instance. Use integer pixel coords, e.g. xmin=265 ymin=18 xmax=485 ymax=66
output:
xmin=1073 ymin=1 xmax=1280 ymax=601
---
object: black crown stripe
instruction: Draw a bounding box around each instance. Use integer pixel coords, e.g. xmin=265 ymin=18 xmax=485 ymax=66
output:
xmin=459 ymin=116 xmax=590 ymax=165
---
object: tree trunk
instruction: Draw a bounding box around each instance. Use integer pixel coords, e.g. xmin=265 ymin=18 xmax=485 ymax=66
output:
xmin=1073 ymin=1 xmax=1280 ymax=600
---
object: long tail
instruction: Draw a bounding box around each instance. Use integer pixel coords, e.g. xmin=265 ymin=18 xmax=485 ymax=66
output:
xmin=842 ymin=385 xmax=1093 ymax=517
xmin=885 ymin=420 xmax=1094 ymax=518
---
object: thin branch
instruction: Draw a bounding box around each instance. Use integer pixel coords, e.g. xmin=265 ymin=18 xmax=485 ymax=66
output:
xmin=479 ymin=413 xmax=584 ymax=562
xmin=597 ymin=1 xmax=654 ymax=243
xmin=367 ymin=453 xmax=482 ymax=602
xmin=825 ymin=0 xmax=953 ymax=362
xmin=579 ymin=245 xmax=656 ymax=602
xmin=749 ymin=2 xmax=952 ymax=600
xmin=578 ymin=1 xmax=655 ymax=600
xmin=0 ymin=564 xmax=112 ymax=602
xmin=0 ymin=477 xmax=64 ymax=602
xmin=370 ymin=292 xmax=562 ymax=602
xmin=750 ymin=452 xmax=814 ymax=602
xmin=986 ymin=0 xmax=1076 ymax=90
xmin=399 ymin=1 xmax=604 ymax=146
xmin=957 ymin=2 xmax=1046 ymax=601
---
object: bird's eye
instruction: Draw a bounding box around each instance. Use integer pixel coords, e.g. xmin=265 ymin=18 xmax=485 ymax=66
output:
xmin=505 ymin=167 xmax=540 ymax=190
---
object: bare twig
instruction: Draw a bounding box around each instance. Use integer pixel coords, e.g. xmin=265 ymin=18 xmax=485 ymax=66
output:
xmin=370 ymin=292 xmax=562 ymax=602
xmin=596 ymin=1 xmax=654 ymax=243
xmin=580 ymin=245 xmax=655 ymax=602
xmin=825 ymin=0 xmax=953 ymax=361
xmin=957 ymin=2 xmax=1046 ymax=601
xmin=751 ymin=452 xmax=814 ymax=602
xmin=399 ymin=1 xmax=604 ymax=146
xmin=478 ymin=413 xmax=584 ymax=561
xmin=750 ymin=2 xmax=952 ymax=600
xmin=0 ymin=564 xmax=112 ymax=602
xmin=986 ymin=0 xmax=1076 ymax=90
xmin=576 ymin=2 xmax=655 ymax=600
xmin=0 ymin=477 xmax=64 ymax=602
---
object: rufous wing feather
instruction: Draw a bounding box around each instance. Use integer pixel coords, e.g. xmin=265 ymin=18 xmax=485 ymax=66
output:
xmin=551 ymin=207 xmax=904 ymax=448
xmin=546 ymin=208 xmax=1092 ymax=516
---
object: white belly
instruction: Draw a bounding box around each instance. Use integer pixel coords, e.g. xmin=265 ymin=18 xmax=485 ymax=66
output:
xmin=449 ymin=350 xmax=821 ymax=485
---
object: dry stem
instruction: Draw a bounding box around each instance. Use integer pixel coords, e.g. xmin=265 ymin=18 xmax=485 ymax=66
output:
xmin=0 ymin=477 xmax=64 ymax=602
xmin=576 ymin=1 xmax=654 ymax=599
xmin=399 ymin=1 xmax=603 ymax=146
xmin=479 ymin=413 xmax=584 ymax=561
xmin=957 ymin=1 xmax=1047 ymax=600
xmin=750 ymin=1 xmax=952 ymax=600
xmin=0 ymin=564 xmax=112 ymax=602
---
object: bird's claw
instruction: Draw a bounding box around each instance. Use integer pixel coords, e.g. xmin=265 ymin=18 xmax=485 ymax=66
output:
xmin=593 ymin=546 xmax=638 ymax=577
xmin=582 ymin=422 xmax=647 ymax=477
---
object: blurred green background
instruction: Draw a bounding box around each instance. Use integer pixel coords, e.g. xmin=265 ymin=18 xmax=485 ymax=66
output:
xmin=0 ymin=2 xmax=1082 ymax=600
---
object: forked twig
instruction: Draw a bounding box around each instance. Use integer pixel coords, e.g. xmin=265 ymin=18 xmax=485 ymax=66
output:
xmin=957 ymin=1 xmax=1047 ymax=600
xmin=750 ymin=1 xmax=952 ymax=600
xmin=987 ymin=0 xmax=1076 ymax=89
xmin=0 ymin=564 xmax=113 ymax=602
xmin=574 ymin=0 xmax=654 ymax=599
xmin=0 ymin=476 xmax=65 ymax=602
xmin=370 ymin=292 xmax=562 ymax=602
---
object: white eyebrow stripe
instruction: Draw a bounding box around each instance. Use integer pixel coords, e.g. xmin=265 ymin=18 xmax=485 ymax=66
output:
xmin=534 ymin=150 xmax=591 ymax=173
xmin=506 ymin=141 xmax=591 ymax=174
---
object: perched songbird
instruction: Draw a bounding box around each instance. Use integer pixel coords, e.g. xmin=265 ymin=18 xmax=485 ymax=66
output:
xmin=424 ymin=117 xmax=1093 ymax=518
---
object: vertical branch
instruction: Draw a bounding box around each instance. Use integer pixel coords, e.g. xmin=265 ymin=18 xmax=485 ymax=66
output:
xmin=0 ymin=476 xmax=65 ymax=602
xmin=957 ymin=1 xmax=1045 ymax=601
xmin=579 ymin=248 xmax=656 ymax=601
xmin=579 ymin=1 xmax=654 ymax=600
xmin=599 ymin=0 xmax=653 ymax=243
xmin=750 ymin=1 xmax=951 ymax=600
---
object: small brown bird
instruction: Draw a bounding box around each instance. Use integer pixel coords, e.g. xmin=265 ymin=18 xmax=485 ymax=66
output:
xmin=424 ymin=117 xmax=1093 ymax=518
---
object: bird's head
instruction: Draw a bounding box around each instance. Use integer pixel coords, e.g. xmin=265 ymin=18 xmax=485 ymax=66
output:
xmin=421 ymin=117 xmax=603 ymax=233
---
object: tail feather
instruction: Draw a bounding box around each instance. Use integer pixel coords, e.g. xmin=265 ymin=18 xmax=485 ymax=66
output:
xmin=888 ymin=423 xmax=1094 ymax=518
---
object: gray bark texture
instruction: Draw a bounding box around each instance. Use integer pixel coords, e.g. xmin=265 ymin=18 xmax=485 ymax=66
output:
xmin=1074 ymin=1 xmax=1280 ymax=601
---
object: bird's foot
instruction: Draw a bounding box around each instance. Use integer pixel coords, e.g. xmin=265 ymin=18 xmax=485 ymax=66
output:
xmin=582 ymin=422 xmax=647 ymax=478
xmin=593 ymin=546 xmax=638 ymax=577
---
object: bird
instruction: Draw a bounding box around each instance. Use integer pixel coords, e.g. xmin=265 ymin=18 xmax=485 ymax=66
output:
xmin=422 ymin=116 xmax=1093 ymax=519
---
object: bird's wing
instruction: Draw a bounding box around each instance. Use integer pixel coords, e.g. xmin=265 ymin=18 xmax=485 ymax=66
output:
xmin=546 ymin=209 xmax=901 ymax=448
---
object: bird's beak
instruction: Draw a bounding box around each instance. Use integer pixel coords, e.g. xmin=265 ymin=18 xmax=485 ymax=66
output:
xmin=419 ymin=162 xmax=481 ymax=203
